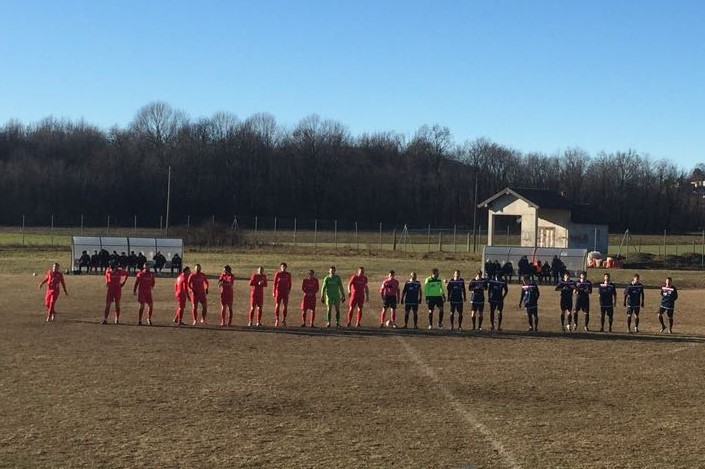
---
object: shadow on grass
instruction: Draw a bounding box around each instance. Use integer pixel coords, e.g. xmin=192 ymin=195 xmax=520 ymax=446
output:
xmin=64 ymin=318 xmax=705 ymax=345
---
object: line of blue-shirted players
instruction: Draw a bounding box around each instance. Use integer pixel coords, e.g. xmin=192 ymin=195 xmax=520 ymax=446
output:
xmin=428 ymin=270 xmax=679 ymax=334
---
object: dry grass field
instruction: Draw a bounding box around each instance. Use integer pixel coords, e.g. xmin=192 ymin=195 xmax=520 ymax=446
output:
xmin=1 ymin=247 xmax=705 ymax=468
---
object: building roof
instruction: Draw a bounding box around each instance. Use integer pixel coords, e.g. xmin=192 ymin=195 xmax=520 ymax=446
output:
xmin=478 ymin=187 xmax=572 ymax=210
xmin=478 ymin=187 xmax=604 ymax=224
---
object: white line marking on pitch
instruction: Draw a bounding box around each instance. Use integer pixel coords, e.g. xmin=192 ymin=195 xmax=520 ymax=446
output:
xmin=396 ymin=336 xmax=521 ymax=469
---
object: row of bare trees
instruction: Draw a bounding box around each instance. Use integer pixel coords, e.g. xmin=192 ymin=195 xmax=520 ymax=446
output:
xmin=0 ymin=101 xmax=700 ymax=231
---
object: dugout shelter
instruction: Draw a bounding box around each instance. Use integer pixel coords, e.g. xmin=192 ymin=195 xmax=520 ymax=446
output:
xmin=482 ymin=246 xmax=588 ymax=278
xmin=71 ymin=236 xmax=183 ymax=271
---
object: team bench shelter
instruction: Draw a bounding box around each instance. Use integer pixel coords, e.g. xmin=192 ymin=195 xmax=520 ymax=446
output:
xmin=71 ymin=236 xmax=184 ymax=273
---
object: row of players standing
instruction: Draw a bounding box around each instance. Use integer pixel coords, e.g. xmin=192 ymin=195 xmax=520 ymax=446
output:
xmin=38 ymin=262 xmax=679 ymax=334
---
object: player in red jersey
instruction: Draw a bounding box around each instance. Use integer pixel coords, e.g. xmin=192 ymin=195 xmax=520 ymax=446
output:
xmin=347 ymin=266 xmax=369 ymax=327
xmin=248 ymin=266 xmax=268 ymax=326
xmin=380 ymin=270 xmax=401 ymax=327
xmin=218 ymin=265 xmax=235 ymax=326
xmin=273 ymin=262 xmax=292 ymax=327
xmin=103 ymin=262 xmax=128 ymax=324
xmin=300 ymin=269 xmax=319 ymax=327
xmin=187 ymin=264 xmax=209 ymax=325
xmin=133 ymin=264 xmax=155 ymax=325
xmin=38 ymin=263 xmax=68 ymax=322
xmin=173 ymin=266 xmax=191 ymax=325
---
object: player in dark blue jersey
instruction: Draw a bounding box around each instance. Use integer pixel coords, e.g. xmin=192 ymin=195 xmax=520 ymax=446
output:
xmin=623 ymin=273 xmax=645 ymax=333
xmin=555 ymin=272 xmax=575 ymax=332
xmin=573 ymin=271 xmax=593 ymax=331
xmin=487 ymin=275 xmax=508 ymax=332
xmin=446 ymin=270 xmax=467 ymax=331
xmin=658 ymin=277 xmax=678 ymax=333
xmin=519 ymin=275 xmax=540 ymax=331
xmin=597 ymin=272 xmax=617 ymax=332
xmin=468 ymin=271 xmax=488 ymax=330
xmin=401 ymin=272 xmax=422 ymax=329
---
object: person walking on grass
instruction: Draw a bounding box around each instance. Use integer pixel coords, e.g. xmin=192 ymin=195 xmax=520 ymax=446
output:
xmin=273 ymin=262 xmax=292 ymax=327
xmin=424 ymin=268 xmax=445 ymax=329
xmin=301 ymin=270 xmax=320 ymax=327
xmin=519 ymin=275 xmax=540 ymax=332
xmin=658 ymin=277 xmax=678 ymax=333
xmin=468 ymin=270 xmax=487 ymax=330
xmin=347 ymin=267 xmax=369 ymax=327
xmin=598 ymin=272 xmax=617 ymax=332
xmin=321 ymin=266 xmax=345 ymax=327
xmin=248 ymin=266 xmax=267 ymax=327
xmin=103 ymin=262 xmax=128 ymax=325
xmin=574 ymin=271 xmax=593 ymax=331
xmin=133 ymin=264 xmax=155 ymax=325
xmin=173 ymin=266 xmax=191 ymax=325
xmin=401 ymin=272 xmax=422 ymax=329
xmin=487 ymin=274 xmax=508 ymax=332
xmin=446 ymin=270 xmax=466 ymax=331
xmin=218 ymin=265 xmax=235 ymax=327
xmin=38 ymin=263 xmax=68 ymax=322
xmin=555 ymin=272 xmax=575 ymax=332
xmin=379 ymin=270 xmax=400 ymax=328
xmin=188 ymin=264 xmax=209 ymax=325
xmin=624 ymin=273 xmax=645 ymax=333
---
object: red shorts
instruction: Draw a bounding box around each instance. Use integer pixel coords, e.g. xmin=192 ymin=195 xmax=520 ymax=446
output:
xmin=349 ymin=295 xmax=365 ymax=309
xmin=106 ymin=288 xmax=121 ymax=303
xmin=274 ymin=294 xmax=289 ymax=303
xmin=45 ymin=290 xmax=59 ymax=307
xmin=137 ymin=291 xmax=153 ymax=304
xmin=250 ymin=293 xmax=263 ymax=307
xmin=192 ymin=292 xmax=207 ymax=305
xmin=176 ymin=293 xmax=188 ymax=309
xmin=301 ymin=296 xmax=316 ymax=311
xmin=221 ymin=291 xmax=233 ymax=306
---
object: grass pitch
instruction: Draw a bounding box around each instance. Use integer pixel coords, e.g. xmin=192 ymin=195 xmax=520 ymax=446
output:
xmin=2 ymin=247 xmax=705 ymax=468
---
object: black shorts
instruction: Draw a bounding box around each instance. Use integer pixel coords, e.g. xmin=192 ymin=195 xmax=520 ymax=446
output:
xmin=575 ymin=300 xmax=589 ymax=313
xmin=659 ymin=307 xmax=674 ymax=318
xmin=601 ymin=306 xmax=614 ymax=317
xmin=449 ymin=302 xmax=464 ymax=313
xmin=404 ymin=303 xmax=419 ymax=313
xmin=426 ymin=296 xmax=444 ymax=309
xmin=383 ymin=296 xmax=397 ymax=309
xmin=470 ymin=302 xmax=484 ymax=313
xmin=560 ymin=300 xmax=573 ymax=312
xmin=525 ymin=306 xmax=538 ymax=316
xmin=626 ymin=306 xmax=641 ymax=315
xmin=489 ymin=301 xmax=504 ymax=312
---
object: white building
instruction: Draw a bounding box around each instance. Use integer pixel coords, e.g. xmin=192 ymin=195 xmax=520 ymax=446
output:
xmin=478 ymin=187 xmax=608 ymax=253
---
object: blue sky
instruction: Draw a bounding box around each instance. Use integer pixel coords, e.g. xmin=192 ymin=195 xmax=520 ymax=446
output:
xmin=1 ymin=0 xmax=703 ymax=167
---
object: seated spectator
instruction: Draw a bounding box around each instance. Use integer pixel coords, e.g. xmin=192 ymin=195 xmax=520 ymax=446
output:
xmin=153 ymin=251 xmax=167 ymax=273
xmin=78 ymin=250 xmax=91 ymax=273
xmin=99 ymin=249 xmax=110 ymax=272
xmin=170 ymin=253 xmax=182 ymax=276
xmin=90 ymin=250 xmax=100 ymax=273
xmin=136 ymin=252 xmax=147 ymax=270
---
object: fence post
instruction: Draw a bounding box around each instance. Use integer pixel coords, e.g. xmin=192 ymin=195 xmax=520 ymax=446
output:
xmin=314 ymin=219 xmax=318 ymax=249
xmin=355 ymin=221 xmax=359 ymax=250
xmin=438 ymin=231 xmax=442 ymax=252
xmin=187 ymin=215 xmax=190 ymax=227
xmin=334 ymin=220 xmax=338 ymax=250
xmin=379 ymin=222 xmax=383 ymax=251
xmin=427 ymin=224 xmax=431 ymax=253
xmin=254 ymin=216 xmax=258 ymax=237
xmin=134 ymin=214 xmax=137 ymax=235
xmin=274 ymin=216 xmax=277 ymax=238
xmin=21 ymin=214 xmax=25 ymax=245
xmin=393 ymin=228 xmax=397 ymax=251
xmin=160 ymin=215 xmax=163 ymax=231
xmin=51 ymin=214 xmax=54 ymax=246
xmin=107 ymin=215 xmax=110 ymax=236
xmin=466 ymin=231 xmax=471 ymax=252
xmin=663 ymin=230 xmax=667 ymax=266
xmin=293 ymin=217 xmax=297 ymax=246
xmin=453 ymin=225 xmax=457 ymax=253
xmin=80 ymin=214 xmax=84 ymax=236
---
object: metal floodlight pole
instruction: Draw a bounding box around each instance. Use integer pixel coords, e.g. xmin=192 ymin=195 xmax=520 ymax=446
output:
xmin=165 ymin=165 xmax=172 ymax=237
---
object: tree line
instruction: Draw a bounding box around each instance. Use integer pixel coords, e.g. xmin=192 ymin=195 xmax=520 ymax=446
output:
xmin=0 ymin=101 xmax=701 ymax=232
